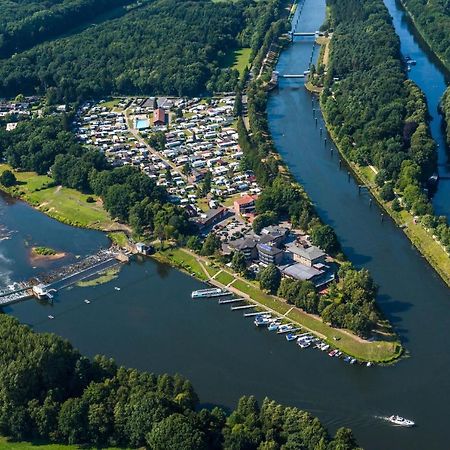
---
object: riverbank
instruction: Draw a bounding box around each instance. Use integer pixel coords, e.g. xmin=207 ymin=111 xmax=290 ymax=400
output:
xmin=0 ymin=164 xmax=127 ymax=232
xmin=321 ymin=90 xmax=450 ymax=288
xmin=397 ymin=0 xmax=450 ymax=74
xmin=154 ymin=246 xmax=402 ymax=363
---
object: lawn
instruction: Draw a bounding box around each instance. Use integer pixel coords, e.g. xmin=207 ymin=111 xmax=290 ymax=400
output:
xmin=0 ymin=165 xmax=115 ymax=230
xmin=155 ymin=247 xmax=208 ymax=281
xmin=220 ymin=47 xmax=252 ymax=78
xmin=398 ymin=209 xmax=450 ymax=286
xmin=231 ymin=279 xmax=401 ymax=362
xmin=108 ymin=231 xmax=129 ymax=247
xmin=101 ymin=98 xmax=121 ymax=109
xmin=0 ymin=437 xmax=124 ymax=450
xmin=204 ymin=262 xmax=220 ymax=278
xmin=354 ymin=162 xmax=450 ymax=287
xmin=215 ymin=270 xmax=235 ymax=285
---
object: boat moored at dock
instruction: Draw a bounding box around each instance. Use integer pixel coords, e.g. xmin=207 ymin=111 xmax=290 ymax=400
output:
xmin=191 ymin=288 xmax=231 ymax=299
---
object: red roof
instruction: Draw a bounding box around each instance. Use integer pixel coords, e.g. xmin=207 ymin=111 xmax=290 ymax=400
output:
xmin=234 ymin=194 xmax=257 ymax=206
xmin=154 ymin=107 xmax=165 ymax=123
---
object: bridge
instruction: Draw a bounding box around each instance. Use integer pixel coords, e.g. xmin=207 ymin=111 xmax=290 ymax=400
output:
xmin=271 ymin=70 xmax=310 ymax=83
xmin=289 ymin=30 xmax=324 ymax=39
xmin=0 ymin=248 xmax=130 ymax=307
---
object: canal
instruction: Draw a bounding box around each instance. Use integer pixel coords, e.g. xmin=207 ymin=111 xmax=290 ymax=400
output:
xmin=383 ymin=0 xmax=450 ymax=217
xmin=2 ymin=0 xmax=450 ymax=449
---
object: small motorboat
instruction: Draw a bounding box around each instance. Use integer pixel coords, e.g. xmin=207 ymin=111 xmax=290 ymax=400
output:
xmin=328 ymin=349 xmax=338 ymax=357
xmin=387 ymin=415 xmax=415 ymax=427
xmin=277 ymin=324 xmax=293 ymax=334
xmin=343 ymin=356 xmax=352 ymax=363
xmin=350 ymin=358 xmax=357 ymax=364
xmin=298 ymin=340 xmax=311 ymax=349
xmin=84 ymin=299 xmax=91 ymax=304
xmin=286 ymin=333 xmax=298 ymax=342
xmin=114 ymin=287 xmax=121 ymax=291
xmin=254 ymin=316 xmax=271 ymax=327
xmin=268 ymin=322 xmax=280 ymax=331
xmin=48 ymin=315 xmax=54 ymax=320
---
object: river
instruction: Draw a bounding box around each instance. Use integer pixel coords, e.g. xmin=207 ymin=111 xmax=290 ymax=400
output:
xmin=2 ymin=0 xmax=450 ymax=448
xmin=383 ymin=0 xmax=450 ymax=217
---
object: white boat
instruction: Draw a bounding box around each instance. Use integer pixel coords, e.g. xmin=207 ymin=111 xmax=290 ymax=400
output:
xmin=387 ymin=415 xmax=415 ymax=427
xmin=84 ymin=299 xmax=91 ymax=304
xmin=191 ymin=288 xmax=228 ymax=299
xmin=114 ymin=287 xmax=121 ymax=291
xmin=48 ymin=315 xmax=54 ymax=320
xmin=254 ymin=316 xmax=271 ymax=327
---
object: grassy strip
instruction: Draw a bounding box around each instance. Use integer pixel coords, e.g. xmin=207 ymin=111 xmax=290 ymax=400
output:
xmin=215 ymin=270 xmax=235 ymax=285
xmin=204 ymin=263 xmax=220 ymax=278
xmin=154 ymin=248 xmax=208 ymax=281
xmin=0 ymin=164 xmax=115 ymax=230
xmin=231 ymin=278 xmax=401 ymax=362
xmin=164 ymin=248 xmax=402 ymax=362
xmin=0 ymin=436 xmax=125 ymax=450
xmin=108 ymin=231 xmax=129 ymax=248
xmin=77 ymin=267 xmax=120 ymax=287
xmin=320 ymin=116 xmax=450 ymax=287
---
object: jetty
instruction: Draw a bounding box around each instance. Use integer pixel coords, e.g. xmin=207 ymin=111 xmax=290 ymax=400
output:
xmin=218 ymin=297 xmax=244 ymax=304
xmin=231 ymin=304 xmax=256 ymax=311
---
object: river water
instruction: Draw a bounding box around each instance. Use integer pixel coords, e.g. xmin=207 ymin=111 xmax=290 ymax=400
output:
xmin=2 ymin=0 xmax=450 ymax=449
xmin=0 ymin=193 xmax=109 ymax=286
xmin=383 ymin=0 xmax=450 ymax=217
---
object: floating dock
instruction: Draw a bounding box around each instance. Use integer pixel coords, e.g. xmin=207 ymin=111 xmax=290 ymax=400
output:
xmin=231 ymin=304 xmax=256 ymax=311
xmin=218 ymin=297 xmax=244 ymax=304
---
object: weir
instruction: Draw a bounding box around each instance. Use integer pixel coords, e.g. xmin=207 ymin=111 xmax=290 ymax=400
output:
xmin=0 ymin=249 xmax=128 ymax=306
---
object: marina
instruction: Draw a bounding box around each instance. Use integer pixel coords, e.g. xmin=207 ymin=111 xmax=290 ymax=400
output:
xmin=0 ymin=0 xmax=449 ymax=447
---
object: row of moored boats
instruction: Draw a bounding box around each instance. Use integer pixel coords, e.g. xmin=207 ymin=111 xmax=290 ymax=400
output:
xmin=254 ymin=314 xmax=372 ymax=366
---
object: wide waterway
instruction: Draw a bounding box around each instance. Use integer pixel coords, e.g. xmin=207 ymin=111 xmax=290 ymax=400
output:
xmin=2 ymin=1 xmax=450 ymax=449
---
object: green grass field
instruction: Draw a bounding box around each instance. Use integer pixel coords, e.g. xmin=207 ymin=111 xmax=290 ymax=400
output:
xmin=155 ymin=247 xmax=208 ymax=281
xmin=227 ymin=278 xmax=401 ymax=362
xmin=214 ymin=270 xmax=235 ymax=285
xmin=0 ymin=436 xmax=125 ymax=450
xmin=220 ymin=47 xmax=252 ymax=78
xmin=0 ymin=164 xmax=115 ymax=230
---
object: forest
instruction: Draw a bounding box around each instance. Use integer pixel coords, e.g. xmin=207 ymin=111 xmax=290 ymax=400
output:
xmin=321 ymin=0 xmax=450 ymax=251
xmin=0 ymin=0 xmax=133 ymax=58
xmin=0 ymin=0 xmax=279 ymax=101
xmin=401 ymin=0 xmax=450 ymax=68
xmin=0 ymin=313 xmax=361 ymax=449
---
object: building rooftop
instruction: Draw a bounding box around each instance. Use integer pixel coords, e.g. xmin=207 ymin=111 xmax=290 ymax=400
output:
xmin=280 ymin=263 xmax=324 ymax=281
xmin=229 ymin=237 xmax=258 ymax=251
xmin=234 ymin=194 xmax=257 ymax=206
xmin=257 ymin=243 xmax=283 ymax=256
xmin=286 ymin=242 xmax=325 ymax=261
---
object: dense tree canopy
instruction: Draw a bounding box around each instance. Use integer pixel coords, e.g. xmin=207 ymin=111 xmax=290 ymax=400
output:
xmin=0 ymin=314 xmax=361 ymax=449
xmin=323 ymin=0 xmax=439 ymax=225
xmin=402 ymin=0 xmax=450 ymax=67
xmin=0 ymin=0 xmax=280 ymax=101
xmin=0 ymin=0 xmax=133 ymax=58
